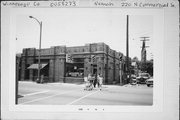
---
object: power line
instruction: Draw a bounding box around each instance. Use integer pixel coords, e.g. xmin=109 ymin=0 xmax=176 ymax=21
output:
xmin=140 ymin=37 xmax=150 ymax=48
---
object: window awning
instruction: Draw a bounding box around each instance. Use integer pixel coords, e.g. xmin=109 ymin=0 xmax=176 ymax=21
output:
xmin=27 ymin=63 xmax=48 ymax=69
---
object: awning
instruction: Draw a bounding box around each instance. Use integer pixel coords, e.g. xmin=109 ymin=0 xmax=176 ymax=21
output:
xmin=27 ymin=63 xmax=48 ymax=69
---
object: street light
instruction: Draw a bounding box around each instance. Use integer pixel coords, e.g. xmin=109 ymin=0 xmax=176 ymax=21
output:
xmin=29 ymin=16 xmax=42 ymax=83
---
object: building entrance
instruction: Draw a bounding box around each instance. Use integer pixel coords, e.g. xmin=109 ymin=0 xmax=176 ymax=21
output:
xmin=92 ymin=64 xmax=97 ymax=75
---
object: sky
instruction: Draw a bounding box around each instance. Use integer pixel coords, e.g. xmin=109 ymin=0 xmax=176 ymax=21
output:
xmin=15 ymin=8 xmax=153 ymax=60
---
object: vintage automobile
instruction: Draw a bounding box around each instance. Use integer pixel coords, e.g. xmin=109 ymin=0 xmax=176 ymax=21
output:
xmin=68 ymin=72 xmax=80 ymax=77
xmin=146 ymin=78 xmax=153 ymax=87
xmin=136 ymin=73 xmax=150 ymax=84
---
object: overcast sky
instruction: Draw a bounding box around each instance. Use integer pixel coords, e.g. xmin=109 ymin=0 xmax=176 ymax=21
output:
xmin=15 ymin=8 xmax=153 ymax=60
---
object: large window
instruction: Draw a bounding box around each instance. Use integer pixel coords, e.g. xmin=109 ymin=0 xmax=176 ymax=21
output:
xmin=65 ymin=58 xmax=84 ymax=78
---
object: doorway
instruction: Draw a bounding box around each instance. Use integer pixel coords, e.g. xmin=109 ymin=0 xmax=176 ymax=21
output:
xmin=92 ymin=64 xmax=97 ymax=75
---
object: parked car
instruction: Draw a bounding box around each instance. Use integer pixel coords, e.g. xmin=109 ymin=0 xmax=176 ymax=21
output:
xmin=146 ymin=78 xmax=153 ymax=87
xmin=136 ymin=73 xmax=150 ymax=84
xmin=69 ymin=72 xmax=80 ymax=77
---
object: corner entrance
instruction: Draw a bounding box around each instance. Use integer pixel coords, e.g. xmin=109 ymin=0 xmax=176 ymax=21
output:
xmin=92 ymin=64 xmax=97 ymax=74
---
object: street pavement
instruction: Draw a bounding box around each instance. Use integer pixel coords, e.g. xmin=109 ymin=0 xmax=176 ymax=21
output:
xmin=18 ymin=81 xmax=153 ymax=105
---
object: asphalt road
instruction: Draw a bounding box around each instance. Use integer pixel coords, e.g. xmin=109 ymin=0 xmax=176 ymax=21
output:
xmin=18 ymin=81 xmax=153 ymax=105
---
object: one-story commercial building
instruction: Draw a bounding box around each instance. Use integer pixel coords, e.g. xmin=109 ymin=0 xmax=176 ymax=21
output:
xmin=16 ymin=43 xmax=128 ymax=85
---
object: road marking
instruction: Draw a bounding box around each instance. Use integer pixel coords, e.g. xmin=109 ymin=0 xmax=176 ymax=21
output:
xmin=66 ymin=90 xmax=99 ymax=105
xmin=20 ymin=90 xmax=76 ymax=105
xmin=22 ymin=90 xmax=50 ymax=97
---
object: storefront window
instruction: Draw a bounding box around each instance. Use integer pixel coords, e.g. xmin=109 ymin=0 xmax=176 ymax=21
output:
xmin=65 ymin=58 xmax=84 ymax=78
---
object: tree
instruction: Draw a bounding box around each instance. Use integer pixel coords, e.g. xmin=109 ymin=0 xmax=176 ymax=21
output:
xmin=140 ymin=60 xmax=153 ymax=76
xmin=132 ymin=56 xmax=139 ymax=62
xmin=130 ymin=57 xmax=140 ymax=75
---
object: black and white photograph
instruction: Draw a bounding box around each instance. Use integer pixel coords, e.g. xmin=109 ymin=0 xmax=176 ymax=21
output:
xmin=1 ymin=0 xmax=179 ymax=120
xmin=15 ymin=10 xmax=153 ymax=106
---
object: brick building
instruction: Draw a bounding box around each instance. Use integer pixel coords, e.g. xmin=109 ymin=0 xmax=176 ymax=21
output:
xmin=16 ymin=43 xmax=127 ymax=85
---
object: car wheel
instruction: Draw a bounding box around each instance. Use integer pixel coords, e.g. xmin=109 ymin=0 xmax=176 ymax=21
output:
xmin=147 ymin=84 xmax=150 ymax=87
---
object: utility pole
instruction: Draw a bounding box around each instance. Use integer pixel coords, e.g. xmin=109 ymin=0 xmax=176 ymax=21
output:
xmin=15 ymin=37 xmax=18 ymax=104
xmin=140 ymin=37 xmax=149 ymax=72
xmin=126 ymin=15 xmax=129 ymax=73
xmin=89 ymin=43 xmax=93 ymax=74
xmin=126 ymin=15 xmax=130 ymax=84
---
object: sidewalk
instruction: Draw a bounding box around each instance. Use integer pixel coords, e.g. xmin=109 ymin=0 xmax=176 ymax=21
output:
xmin=18 ymin=81 xmax=149 ymax=89
xmin=18 ymin=81 xmax=120 ymax=88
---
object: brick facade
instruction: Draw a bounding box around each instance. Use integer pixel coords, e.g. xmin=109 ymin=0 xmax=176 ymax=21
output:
xmin=17 ymin=43 xmax=126 ymax=85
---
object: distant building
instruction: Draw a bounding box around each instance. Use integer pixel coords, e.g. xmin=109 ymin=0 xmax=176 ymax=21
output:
xmin=16 ymin=43 xmax=127 ymax=85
